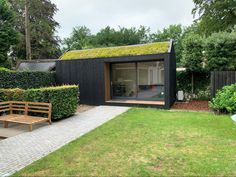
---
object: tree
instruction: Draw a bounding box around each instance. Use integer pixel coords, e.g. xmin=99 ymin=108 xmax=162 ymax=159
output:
xmin=0 ymin=0 xmax=19 ymax=67
xmin=9 ymin=0 xmax=61 ymax=60
xmin=193 ymin=0 xmax=236 ymax=35
xmin=181 ymin=33 xmax=204 ymax=94
xmin=62 ymin=26 xmax=93 ymax=52
xmin=24 ymin=0 xmax=31 ymax=60
xmin=62 ymin=26 xmax=151 ymax=51
xmin=94 ymin=26 xmax=150 ymax=47
xmin=205 ymin=31 xmax=236 ymax=71
xmin=151 ymin=24 xmax=184 ymax=64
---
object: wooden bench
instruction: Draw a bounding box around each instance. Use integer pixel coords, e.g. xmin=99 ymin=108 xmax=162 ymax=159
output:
xmin=0 ymin=101 xmax=52 ymax=131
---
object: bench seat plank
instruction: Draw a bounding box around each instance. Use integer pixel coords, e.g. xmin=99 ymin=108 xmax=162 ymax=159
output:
xmin=5 ymin=116 xmax=49 ymax=125
xmin=0 ymin=114 xmax=24 ymax=121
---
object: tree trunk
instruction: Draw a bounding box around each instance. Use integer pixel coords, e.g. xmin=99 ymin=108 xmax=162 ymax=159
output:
xmin=25 ymin=0 xmax=32 ymax=60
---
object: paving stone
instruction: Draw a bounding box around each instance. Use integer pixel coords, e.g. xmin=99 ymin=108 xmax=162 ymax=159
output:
xmin=0 ymin=106 xmax=129 ymax=177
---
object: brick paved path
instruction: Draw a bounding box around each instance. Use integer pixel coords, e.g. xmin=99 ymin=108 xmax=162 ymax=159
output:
xmin=0 ymin=106 xmax=130 ymax=176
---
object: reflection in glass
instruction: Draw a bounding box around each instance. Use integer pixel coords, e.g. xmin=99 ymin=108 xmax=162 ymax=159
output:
xmin=112 ymin=63 xmax=137 ymax=98
xmin=137 ymin=62 xmax=164 ymax=101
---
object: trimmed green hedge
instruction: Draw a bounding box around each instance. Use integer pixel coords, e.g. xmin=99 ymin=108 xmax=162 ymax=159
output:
xmin=0 ymin=68 xmax=55 ymax=89
xmin=0 ymin=85 xmax=79 ymax=120
xmin=210 ymin=84 xmax=236 ymax=114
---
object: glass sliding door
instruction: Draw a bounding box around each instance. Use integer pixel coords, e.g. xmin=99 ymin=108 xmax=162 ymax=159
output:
xmin=137 ymin=61 xmax=165 ymax=101
xmin=111 ymin=61 xmax=165 ymax=101
xmin=112 ymin=63 xmax=137 ymax=99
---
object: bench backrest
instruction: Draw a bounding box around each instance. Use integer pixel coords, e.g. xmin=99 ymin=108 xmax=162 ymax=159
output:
xmin=26 ymin=102 xmax=52 ymax=119
xmin=10 ymin=101 xmax=27 ymax=114
xmin=0 ymin=101 xmax=52 ymax=120
xmin=0 ymin=102 xmax=11 ymax=113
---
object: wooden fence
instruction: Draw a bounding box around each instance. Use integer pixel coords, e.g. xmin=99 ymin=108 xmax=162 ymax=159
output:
xmin=211 ymin=71 xmax=236 ymax=98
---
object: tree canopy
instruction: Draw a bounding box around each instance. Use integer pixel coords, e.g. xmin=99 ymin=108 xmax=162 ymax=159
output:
xmin=181 ymin=33 xmax=204 ymax=72
xmin=62 ymin=26 xmax=151 ymax=52
xmin=205 ymin=31 xmax=236 ymax=71
xmin=63 ymin=26 xmax=92 ymax=51
xmin=151 ymin=24 xmax=184 ymax=64
xmin=193 ymin=0 xmax=236 ymax=35
xmin=8 ymin=0 xmax=61 ymax=60
xmin=0 ymin=0 xmax=19 ymax=67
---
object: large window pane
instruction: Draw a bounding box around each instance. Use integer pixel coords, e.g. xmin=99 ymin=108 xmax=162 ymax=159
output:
xmin=137 ymin=61 xmax=165 ymax=100
xmin=112 ymin=63 xmax=137 ymax=98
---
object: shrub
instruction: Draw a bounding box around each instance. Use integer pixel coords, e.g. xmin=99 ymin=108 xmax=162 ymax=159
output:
xmin=0 ymin=88 xmax=25 ymax=101
xmin=24 ymin=86 xmax=79 ymax=120
xmin=205 ymin=31 xmax=236 ymax=71
xmin=0 ymin=85 xmax=79 ymax=120
xmin=0 ymin=67 xmax=10 ymax=71
xmin=0 ymin=68 xmax=55 ymax=89
xmin=210 ymin=84 xmax=236 ymax=114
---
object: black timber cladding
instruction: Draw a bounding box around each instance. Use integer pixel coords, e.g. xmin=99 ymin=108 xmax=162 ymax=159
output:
xmin=56 ymin=45 xmax=176 ymax=108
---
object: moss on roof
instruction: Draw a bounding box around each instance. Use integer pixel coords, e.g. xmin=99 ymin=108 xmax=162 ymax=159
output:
xmin=60 ymin=42 xmax=170 ymax=60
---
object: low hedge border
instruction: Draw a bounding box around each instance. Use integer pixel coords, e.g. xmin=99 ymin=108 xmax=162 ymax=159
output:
xmin=0 ymin=68 xmax=55 ymax=89
xmin=0 ymin=85 xmax=79 ymax=120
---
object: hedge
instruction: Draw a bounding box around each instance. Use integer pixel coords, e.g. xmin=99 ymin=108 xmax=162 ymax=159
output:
xmin=0 ymin=68 xmax=55 ymax=89
xmin=210 ymin=84 xmax=236 ymax=114
xmin=0 ymin=85 xmax=79 ymax=120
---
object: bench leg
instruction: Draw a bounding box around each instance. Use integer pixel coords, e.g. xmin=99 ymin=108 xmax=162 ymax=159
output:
xmin=48 ymin=119 xmax=52 ymax=125
xmin=29 ymin=124 xmax=33 ymax=131
xmin=4 ymin=122 xmax=8 ymax=128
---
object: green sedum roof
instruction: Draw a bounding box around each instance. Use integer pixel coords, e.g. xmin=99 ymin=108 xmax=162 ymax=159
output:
xmin=60 ymin=42 xmax=170 ymax=60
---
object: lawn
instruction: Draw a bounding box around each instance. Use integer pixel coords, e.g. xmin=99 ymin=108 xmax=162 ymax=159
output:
xmin=14 ymin=108 xmax=236 ymax=176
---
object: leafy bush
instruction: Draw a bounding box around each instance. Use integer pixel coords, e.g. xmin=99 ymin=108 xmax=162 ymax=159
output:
xmin=0 ymin=68 xmax=55 ymax=89
xmin=205 ymin=31 xmax=236 ymax=71
xmin=210 ymin=84 xmax=236 ymax=114
xmin=0 ymin=67 xmax=11 ymax=71
xmin=0 ymin=85 xmax=79 ymax=120
xmin=0 ymin=88 xmax=25 ymax=101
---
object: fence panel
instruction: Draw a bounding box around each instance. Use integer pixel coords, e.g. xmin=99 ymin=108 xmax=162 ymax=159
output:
xmin=211 ymin=71 xmax=236 ymax=98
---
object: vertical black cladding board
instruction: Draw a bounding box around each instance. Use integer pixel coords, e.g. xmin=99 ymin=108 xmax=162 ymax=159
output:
xmin=164 ymin=54 xmax=170 ymax=109
xmin=164 ymin=43 xmax=177 ymax=109
xmin=55 ymin=61 xmax=61 ymax=84
xmin=68 ymin=61 xmax=74 ymax=85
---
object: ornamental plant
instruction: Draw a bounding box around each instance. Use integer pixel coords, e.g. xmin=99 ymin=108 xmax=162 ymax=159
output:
xmin=210 ymin=84 xmax=236 ymax=114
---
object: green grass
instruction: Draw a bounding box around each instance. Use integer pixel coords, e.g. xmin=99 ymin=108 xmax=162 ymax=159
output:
xmin=60 ymin=42 xmax=169 ymax=60
xmin=14 ymin=108 xmax=236 ymax=176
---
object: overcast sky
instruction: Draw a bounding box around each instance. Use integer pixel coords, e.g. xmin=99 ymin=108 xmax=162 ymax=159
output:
xmin=50 ymin=0 xmax=195 ymax=39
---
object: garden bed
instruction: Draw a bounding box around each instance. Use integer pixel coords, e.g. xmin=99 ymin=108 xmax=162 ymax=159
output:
xmin=172 ymin=100 xmax=210 ymax=111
